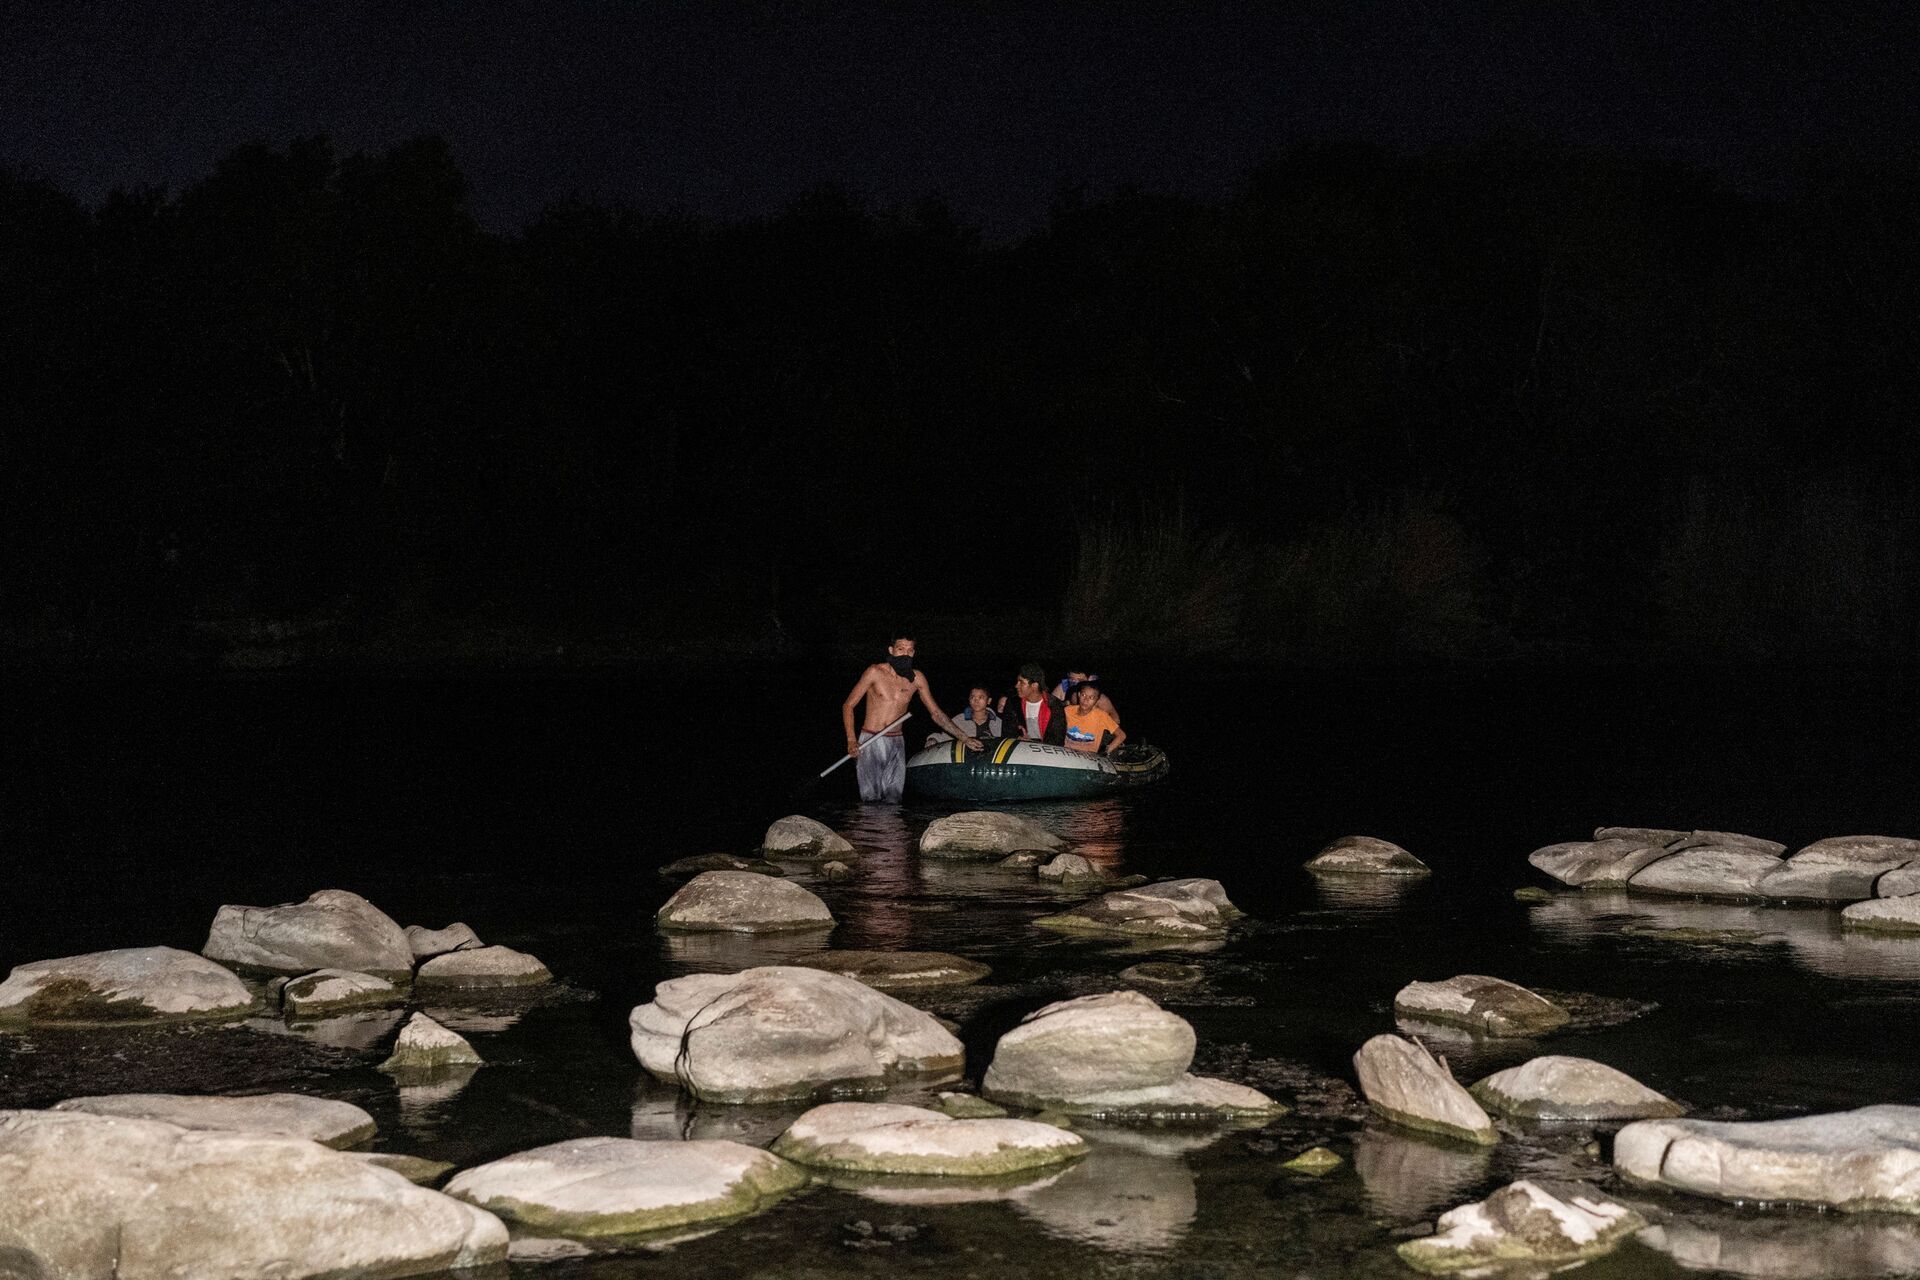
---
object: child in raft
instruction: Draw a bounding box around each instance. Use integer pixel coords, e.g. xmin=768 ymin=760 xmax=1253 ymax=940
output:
xmin=1063 ymin=681 xmax=1125 ymax=756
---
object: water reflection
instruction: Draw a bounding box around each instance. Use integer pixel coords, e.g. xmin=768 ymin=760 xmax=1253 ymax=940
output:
xmin=822 ymin=1165 xmax=1070 ymax=1206
xmin=245 ymin=1008 xmax=405 ymax=1052
xmin=1527 ymin=892 xmax=1920 ymax=981
xmin=1009 ymin=1134 xmax=1197 ymax=1253
xmin=1351 ymin=1123 xmax=1492 ymax=1220
xmin=629 ymin=1081 xmax=808 ymax=1147
xmin=395 ymin=1065 xmax=477 ymax=1135
xmin=1308 ymin=874 xmax=1424 ymax=911
xmin=1636 ymin=1210 xmax=1920 ymax=1278
xmin=420 ymin=1008 xmax=523 ymax=1034
xmin=1386 ymin=1019 xmax=1536 ymax=1082
xmin=657 ymin=929 xmax=834 ymax=976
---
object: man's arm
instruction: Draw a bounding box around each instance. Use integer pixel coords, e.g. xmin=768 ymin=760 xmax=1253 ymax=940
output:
xmin=1104 ymin=723 xmax=1127 ymax=755
xmin=916 ymin=676 xmax=982 ymax=750
xmin=841 ymin=668 xmax=877 ymax=756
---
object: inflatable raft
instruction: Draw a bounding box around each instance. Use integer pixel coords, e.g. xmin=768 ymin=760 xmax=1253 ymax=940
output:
xmin=904 ymin=737 xmax=1169 ymax=802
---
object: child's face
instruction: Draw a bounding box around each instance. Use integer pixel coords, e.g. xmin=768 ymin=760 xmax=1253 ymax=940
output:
xmin=1075 ymin=685 xmax=1100 ymax=711
xmin=968 ymin=689 xmax=990 ymax=715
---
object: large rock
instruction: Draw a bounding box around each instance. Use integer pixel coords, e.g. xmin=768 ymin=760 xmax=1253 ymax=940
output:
xmin=982 ymin=991 xmax=1280 ymax=1120
xmin=414 ymin=944 xmax=552 ymax=989
xmin=1397 ymin=1180 xmax=1644 ymax=1275
xmin=1353 ymin=1035 xmax=1497 ymax=1146
xmin=793 ymin=950 xmax=989 ymax=990
xmin=202 ymin=889 xmax=413 ymax=978
xmin=1671 ymin=830 xmax=1788 ymax=857
xmin=1594 ymin=826 xmax=1687 ymax=846
xmin=761 ymin=815 xmax=855 ymax=858
xmin=1469 ymin=1056 xmax=1684 ymax=1121
xmin=771 ymin=1102 xmax=1085 ymax=1176
xmin=1843 ymin=896 xmax=1920 ymax=935
xmin=1615 ymin=1104 xmax=1920 ymax=1211
xmin=379 ymin=1012 xmax=483 ymax=1074
xmin=52 ymin=1092 xmax=376 ymax=1148
xmin=1528 ymin=839 xmax=1673 ymax=889
xmin=1879 ymin=865 xmax=1920 ymax=899
xmin=1756 ymin=836 xmax=1920 ymax=902
xmin=1033 ymin=878 xmax=1242 ymax=939
xmin=629 ymin=966 xmax=963 ymax=1103
xmin=1305 ymin=835 xmax=1432 ymax=875
xmin=0 ymin=946 xmax=255 ymax=1026
xmin=1394 ymin=975 xmax=1570 ymax=1037
xmin=282 ymin=969 xmax=405 ymax=1018
xmin=1627 ymin=847 xmax=1786 ymax=898
xmin=656 ymin=871 xmax=835 ymax=933
xmin=0 ymin=1110 xmax=505 ymax=1279
xmin=445 ymin=1136 xmax=804 ymax=1239
xmin=919 ymin=811 xmax=1066 ymax=858
xmin=403 ymin=923 xmax=483 ymax=960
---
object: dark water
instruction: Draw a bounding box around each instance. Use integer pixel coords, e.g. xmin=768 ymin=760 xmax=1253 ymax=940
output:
xmin=5 ymin=667 xmax=1920 ymax=1278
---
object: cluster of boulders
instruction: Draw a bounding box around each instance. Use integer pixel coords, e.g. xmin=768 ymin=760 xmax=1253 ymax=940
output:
xmin=1527 ymin=828 xmax=1920 ymax=926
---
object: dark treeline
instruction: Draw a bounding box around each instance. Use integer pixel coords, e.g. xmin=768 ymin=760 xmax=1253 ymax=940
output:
xmin=2 ymin=135 xmax=1915 ymax=668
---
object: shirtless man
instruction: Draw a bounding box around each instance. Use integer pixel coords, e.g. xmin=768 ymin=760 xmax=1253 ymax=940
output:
xmin=841 ymin=634 xmax=981 ymax=802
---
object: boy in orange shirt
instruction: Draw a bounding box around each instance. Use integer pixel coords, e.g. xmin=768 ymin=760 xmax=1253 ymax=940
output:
xmin=1063 ymin=681 xmax=1125 ymax=755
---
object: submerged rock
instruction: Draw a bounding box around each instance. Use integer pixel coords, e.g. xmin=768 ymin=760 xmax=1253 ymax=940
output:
xmin=1843 ymin=896 xmax=1920 ymax=935
xmin=203 ymin=889 xmax=414 ymax=979
xmin=1627 ymin=847 xmax=1786 ymax=898
xmin=982 ymin=991 xmax=1281 ymax=1121
xmin=919 ymin=810 xmax=1066 ymax=858
xmin=772 ymin=1102 xmax=1085 ymax=1176
xmin=403 ymin=923 xmax=483 ymax=960
xmin=1305 ymin=835 xmax=1431 ymax=875
xmin=1352 ymin=1035 xmax=1497 ymax=1146
xmin=1469 ymin=1056 xmax=1683 ymax=1121
xmin=350 ymin=1150 xmax=456 ymax=1186
xmin=657 ymin=853 xmax=787 ymax=879
xmin=762 ymin=815 xmax=855 ymax=858
xmin=0 ymin=1109 xmax=506 ymax=1279
xmin=997 ymin=851 xmax=1047 ymax=869
xmin=1280 ymin=1146 xmax=1344 ymax=1175
xmin=1034 ymin=878 xmax=1242 ymax=939
xmin=629 ymin=966 xmax=963 ymax=1103
xmin=793 ymin=950 xmax=989 ymax=990
xmin=934 ymin=1093 xmax=1009 ymax=1119
xmin=656 ymin=870 xmax=835 ymax=933
xmin=1394 ymin=975 xmax=1570 ymax=1037
xmin=1615 ymin=1104 xmax=1920 ymax=1211
xmin=1397 ymin=1179 xmax=1643 ymax=1275
xmin=445 ymin=1136 xmax=806 ymax=1238
xmin=52 ymin=1092 xmax=376 ymax=1148
xmin=1120 ymin=961 xmax=1206 ymax=988
xmin=379 ymin=1012 xmax=483 ymax=1074
xmin=282 ymin=969 xmax=406 ymax=1018
xmin=0 ymin=946 xmax=255 ymax=1026
xmin=414 ymin=945 xmax=552 ymax=989
xmin=820 ymin=860 xmax=853 ymax=881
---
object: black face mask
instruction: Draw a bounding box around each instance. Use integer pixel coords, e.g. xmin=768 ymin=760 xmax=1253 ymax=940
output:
xmin=887 ymin=655 xmax=915 ymax=680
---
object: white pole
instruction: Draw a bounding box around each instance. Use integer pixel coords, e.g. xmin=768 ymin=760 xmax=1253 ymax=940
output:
xmin=818 ymin=713 xmax=912 ymax=777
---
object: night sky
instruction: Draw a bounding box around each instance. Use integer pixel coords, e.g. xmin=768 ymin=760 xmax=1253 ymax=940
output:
xmin=6 ymin=1 xmax=1915 ymax=235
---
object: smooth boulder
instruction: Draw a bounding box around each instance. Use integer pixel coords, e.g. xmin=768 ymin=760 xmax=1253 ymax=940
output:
xmin=1528 ymin=839 xmax=1672 ymax=888
xmin=771 ymin=1102 xmax=1084 ymax=1176
xmin=380 ymin=1012 xmax=483 ymax=1074
xmin=1627 ymin=847 xmax=1785 ymax=898
xmin=1394 ymin=975 xmax=1570 ymax=1037
xmin=445 ymin=1136 xmax=805 ymax=1238
xmin=1757 ymin=836 xmax=1920 ymax=902
xmin=761 ymin=815 xmax=855 ymax=858
xmin=1844 ymin=896 xmax=1920 ymax=935
xmin=282 ymin=969 xmax=405 ymax=1018
xmin=404 ymin=923 xmax=483 ymax=960
xmin=919 ymin=811 xmax=1066 ymax=858
xmin=1617 ymin=1105 xmax=1920 ymax=1212
xmin=1353 ymin=1035 xmax=1497 ymax=1146
xmin=1398 ymin=1180 xmax=1644 ymax=1275
xmin=1034 ymin=878 xmax=1242 ymax=939
xmin=1470 ymin=1056 xmax=1683 ymax=1121
xmin=414 ymin=944 xmax=552 ymax=989
xmin=0 ymin=946 xmax=254 ymax=1025
xmin=982 ymin=991 xmax=1280 ymax=1120
xmin=1594 ymin=826 xmax=1687 ymax=846
xmin=52 ymin=1092 xmax=376 ymax=1148
xmin=656 ymin=871 xmax=835 ymax=933
xmin=630 ymin=966 xmax=963 ymax=1103
xmin=793 ymin=950 xmax=989 ymax=990
xmin=0 ymin=1109 xmax=505 ymax=1279
xmin=203 ymin=889 xmax=413 ymax=978
xmin=1305 ymin=835 xmax=1432 ymax=875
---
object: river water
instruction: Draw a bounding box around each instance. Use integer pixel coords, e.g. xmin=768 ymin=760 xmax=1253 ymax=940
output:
xmin=4 ymin=666 xmax=1919 ymax=1278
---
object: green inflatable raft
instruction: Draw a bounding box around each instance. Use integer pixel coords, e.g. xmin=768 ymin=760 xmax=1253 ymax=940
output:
xmin=904 ymin=737 xmax=1169 ymax=802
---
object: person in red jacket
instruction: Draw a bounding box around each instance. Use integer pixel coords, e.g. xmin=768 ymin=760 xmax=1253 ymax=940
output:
xmin=1005 ymin=663 xmax=1067 ymax=745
